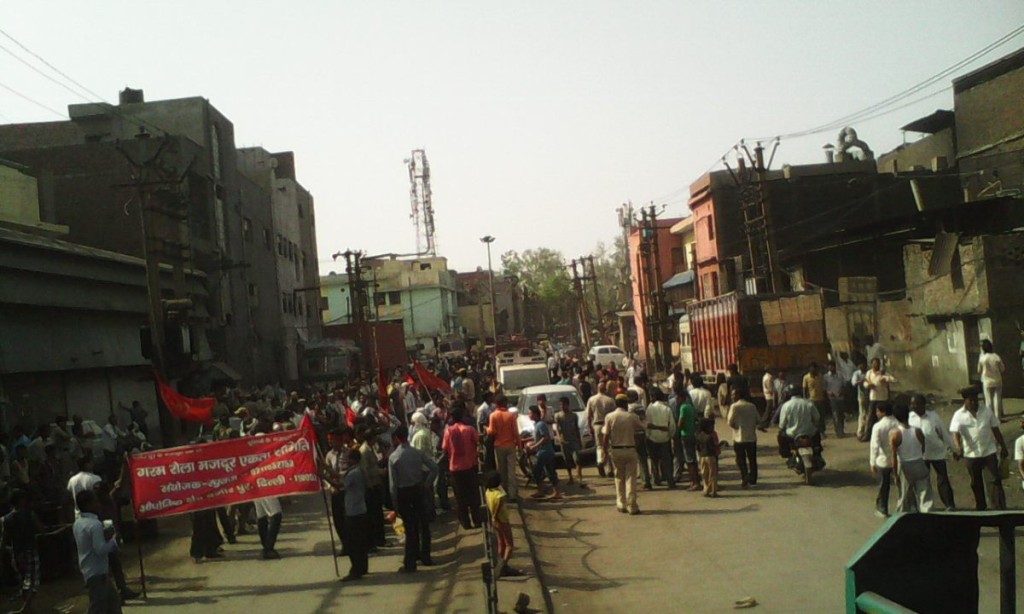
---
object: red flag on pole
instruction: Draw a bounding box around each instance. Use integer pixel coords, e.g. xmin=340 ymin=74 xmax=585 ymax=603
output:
xmin=412 ymin=360 xmax=453 ymax=395
xmin=153 ymin=372 xmax=215 ymax=425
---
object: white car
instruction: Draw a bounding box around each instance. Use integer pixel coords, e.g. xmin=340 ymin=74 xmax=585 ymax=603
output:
xmin=588 ymin=345 xmax=628 ymax=369
xmin=511 ymin=384 xmax=594 ymax=456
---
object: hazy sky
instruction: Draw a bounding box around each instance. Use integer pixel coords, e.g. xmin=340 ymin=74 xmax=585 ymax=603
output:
xmin=2 ymin=2 xmax=1023 ymax=273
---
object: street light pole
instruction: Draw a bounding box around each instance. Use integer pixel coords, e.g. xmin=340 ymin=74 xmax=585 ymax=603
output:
xmin=480 ymin=235 xmax=498 ymax=374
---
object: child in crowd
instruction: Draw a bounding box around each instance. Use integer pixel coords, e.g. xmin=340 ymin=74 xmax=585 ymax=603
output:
xmin=485 ymin=471 xmax=522 ymax=579
xmin=696 ymin=418 xmax=721 ymax=497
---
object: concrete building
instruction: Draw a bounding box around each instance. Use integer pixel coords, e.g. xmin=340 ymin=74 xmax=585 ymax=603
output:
xmin=0 ymin=158 xmax=210 ymax=441
xmin=320 ymin=256 xmax=460 ymax=355
xmin=237 ymin=148 xmax=322 ymax=382
xmin=455 ymin=269 xmax=524 ymax=344
xmin=627 ymin=217 xmax=684 ymax=366
xmin=0 ymin=89 xmax=319 ymax=387
xmin=667 ymin=216 xmax=698 ymax=371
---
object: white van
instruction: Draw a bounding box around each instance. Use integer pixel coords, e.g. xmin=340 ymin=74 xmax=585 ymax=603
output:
xmin=498 ymin=363 xmax=550 ymax=405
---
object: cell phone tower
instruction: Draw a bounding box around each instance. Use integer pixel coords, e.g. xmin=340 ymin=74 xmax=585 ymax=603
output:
xmin=406 ymin=149 xmax=436 ymax=256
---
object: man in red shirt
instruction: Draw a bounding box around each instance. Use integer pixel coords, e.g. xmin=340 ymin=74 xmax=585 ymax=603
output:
xmin=487 ymin=395 xmax=521 ymax=502
xmin=442 ymin=403 xmax=482 ymax=529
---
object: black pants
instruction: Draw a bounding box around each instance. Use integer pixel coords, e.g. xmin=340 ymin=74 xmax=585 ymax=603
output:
xmin=330 ymin=491 xmax=346 ymax=548
xmin=343 ymin=513 xmax=370 ymax=577
xmin=189 ymin=509 xmax=223 ymax=559
xmin=647 ymin=440 xmax=674 ymax=487
xmin=108 ymin=552 xmax=127 ymax=592
xmin=366 ymin=485 xmax=386 ymax=546
xmin=86 ymin=574 xmax=122 ymax=614
xmin=733 ymin=441 xmax=758 ymax=485
xmin=925 ymin=459 xmax=956 ymax=510
xmin=482 ymin=436 xmax=497 ymax=472
xmin=436 ymin=457 xmax=451 ymax=511
xmin=875 ymin=467 xmax=893 ymax=515
xmin=397 ymin=485 xmax=431 ymax=570
xmin=964 ymin=454 xmax=1006 ymax=511
xmin=257 ymin=513 xmax=282 ymax=553
xmin=635 ymin=435 xmax=652 ymax=487
xmin=450 ymin=469 xmax=482 ymax=529
xmin=216 ymin=506 xmax=235 ymax=541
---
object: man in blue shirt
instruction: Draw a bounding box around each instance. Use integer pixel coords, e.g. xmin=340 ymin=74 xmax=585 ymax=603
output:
xmin=388 ymin=426 xmax=439 ymax=573
xmin=341 ymin=448 xmax=369 ymax=581
xmin=527 ymin=406 xmax=562 ymax=500
xmin=73 ymin=489 xmax=121 ymax=613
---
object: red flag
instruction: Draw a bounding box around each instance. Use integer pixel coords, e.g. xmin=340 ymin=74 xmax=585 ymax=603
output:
xmin=413 ymin=360 xmax=453 ymax=395
xmin=378 ymin=366 xmax=391 ymax=415
xmin=344 ymin=404 xmax=358 ymax=427
xmin=154 ymin=372 xmax=215 ymax=425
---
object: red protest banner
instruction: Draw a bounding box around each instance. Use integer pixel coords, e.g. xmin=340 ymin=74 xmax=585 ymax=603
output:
xmin=128 ymin=425 xmax=320 ymax=520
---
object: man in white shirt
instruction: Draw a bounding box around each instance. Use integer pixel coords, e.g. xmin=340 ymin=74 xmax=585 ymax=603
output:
xmin=869 ymin=403 xmax=899 ymax=517
xmin=908 ymin=394 xmax=956 ymax=510
xmin=67 ymin=457 xmax=103 ymax=518
xmin=851 ymin=361 xmax=871 ymax=442
xmin=644 ymin=388 xmax=675 ymax=489
xmin=759 ymin=369 xmax=775 ymax=429
xmin=949 ymin=386 xmax=1008 ymax=511
xmin=687 ymin=374 xmax=713 ymax=420
xmin=823 ymin=361 xmax=847 ymax=438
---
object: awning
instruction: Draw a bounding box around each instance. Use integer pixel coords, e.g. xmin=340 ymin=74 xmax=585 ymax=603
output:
xmin=663 ymin=271 xmax=695 ymax=290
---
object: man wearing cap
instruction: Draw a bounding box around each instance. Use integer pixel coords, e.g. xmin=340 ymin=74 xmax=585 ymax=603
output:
xmin=602 ymin=395 xmax=644 ymax=515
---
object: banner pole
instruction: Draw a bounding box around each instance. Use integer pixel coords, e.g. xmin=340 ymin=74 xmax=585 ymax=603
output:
xmin=315 ymin=446 xmax=341 ymax=578
xmin=136 ymin=525 xmax=148 ymax=599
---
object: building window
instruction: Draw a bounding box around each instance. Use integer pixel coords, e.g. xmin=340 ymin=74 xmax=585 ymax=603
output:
xmin=706 ymin=217 xmax=715 ymax=241
xmin=388 ymin=291 xmax=402 ymax=305
xmin=282 ymin=293 xmax=289 ymax=313
xmin=242 ymin=217 xmax=253 ymax=242
xmin=298 ymin=201 xmax=304 ymax=218
xmin=374 ymin=293 xmax=386 ymax=307
xmin=264 ymin=228 xmax=272 ymax=251
xmin=671 ymin=246 xmax=686 ymax=272
xmin=277 ymin=235 xmax=285 ymax=256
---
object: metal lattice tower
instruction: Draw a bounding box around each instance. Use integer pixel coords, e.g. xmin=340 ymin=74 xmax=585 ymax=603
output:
xmin=406 ymin=149 xmax=436 ymax=255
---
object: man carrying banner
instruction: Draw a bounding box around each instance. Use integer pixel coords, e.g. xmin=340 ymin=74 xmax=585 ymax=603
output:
xmin=252 ymin=425 xmax=284 ymax=560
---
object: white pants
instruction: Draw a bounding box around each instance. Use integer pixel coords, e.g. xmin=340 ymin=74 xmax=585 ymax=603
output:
xmin=896 ymin=460 xmax=934 ymax=513
xmin=984 ymin=385 xmax=1004 ymax=420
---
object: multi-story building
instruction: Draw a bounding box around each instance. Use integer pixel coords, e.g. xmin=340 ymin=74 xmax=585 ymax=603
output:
xmin=627 ymin=217 xmax=683 ymax=367
xmin=320 ymin=256 xmax=460 ymax=355
xmin=455 ymin=269 xmax=524 ymax=344
xmin=0 ymin=89 xmax=320 ymax=389
xmin=667 ymin=217 xmax=698 ymax=371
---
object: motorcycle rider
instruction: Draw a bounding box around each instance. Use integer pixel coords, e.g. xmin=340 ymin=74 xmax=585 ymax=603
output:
xmin=777 ymin=385 xmax=823 ymax=463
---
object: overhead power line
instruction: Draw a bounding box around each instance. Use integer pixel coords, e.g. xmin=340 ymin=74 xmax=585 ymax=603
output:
xmin=0 ymin=80 xmax=64 ymax=118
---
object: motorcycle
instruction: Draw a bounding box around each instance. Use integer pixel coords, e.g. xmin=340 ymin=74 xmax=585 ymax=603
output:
xmin=785 ymin=434 xmax=826 ymax=484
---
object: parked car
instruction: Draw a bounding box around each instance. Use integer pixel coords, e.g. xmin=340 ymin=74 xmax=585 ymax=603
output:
xmin=588 ymin=344 xmax=628 ymax=369
xmin=511 ymin=384 xmax=594 ymax=456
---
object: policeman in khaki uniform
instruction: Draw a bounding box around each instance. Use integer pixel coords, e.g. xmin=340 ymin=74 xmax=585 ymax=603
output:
xmin=602 ymin=394 xmax=645 ymax=515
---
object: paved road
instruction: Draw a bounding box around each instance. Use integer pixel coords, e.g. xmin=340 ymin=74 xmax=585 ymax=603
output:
xmin=519 ymin=403 xmax=1024 ymax=614
xmin=44 ymin=495 xmax=545 ymax=614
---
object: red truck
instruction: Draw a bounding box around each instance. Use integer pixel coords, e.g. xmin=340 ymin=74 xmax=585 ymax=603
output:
xmin=686 ymin=290 xmax=830 ymax=395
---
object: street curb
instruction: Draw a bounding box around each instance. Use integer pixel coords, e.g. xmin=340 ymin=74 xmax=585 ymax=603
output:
xmin=513 ymin=500 xmax=556 ymax=614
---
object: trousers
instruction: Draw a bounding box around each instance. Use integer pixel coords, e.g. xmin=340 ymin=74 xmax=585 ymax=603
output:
xmin=397 ymin=485 xmax=431 ymax=570
xmin=494 ymin=446 xmax=518 ymax=500
xmin=450 ymin=469 xmax=482 ymax=529
xmin=610 ymin=448 xmax=639 ymax=511
xmin=925 ymin=459 xmax=956 ymax=510
xmin=86 ymin=574 xmax=122 ymax=614
xmin=964 ymin=454 xmax=1006 ymax=511
xmin=733 ymin=441 xmax=758 ymax=485
xmin=330 ymin=491 xmax=346 ymax=547
xmin=343 ymin=513 xmax=370 ymax=577
xmin=983 ymin=385 xmax=1004 ymax=420
xmin=700 ymin=456 xmax=719 ymax=495
xmin=896 ymin=459 xmax=934 ymax=513
xmin=647 ymin=440 xmax=674 ymax=487
xmin=875 ymin=467 xmax=893 ymax=515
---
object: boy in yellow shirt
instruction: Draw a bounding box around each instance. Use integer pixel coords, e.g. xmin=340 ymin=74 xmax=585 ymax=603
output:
xmin=485 ymin=471 xmax=523 ymax=578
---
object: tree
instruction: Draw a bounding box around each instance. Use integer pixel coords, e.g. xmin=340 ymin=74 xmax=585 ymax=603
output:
xmin=501 ymin=248 xmax=575 ymax=335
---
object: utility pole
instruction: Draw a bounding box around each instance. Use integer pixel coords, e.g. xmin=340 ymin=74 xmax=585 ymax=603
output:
xmin=638 ymin=205 xmax=672 ymax=373
xmin=568 ymin=259 xmax=592 ymax=349
xmin=117 ymin=133 xmax=195 ymax=446
xmin=585 ymin=256 xmax=604 ymax=344
xmin=725 ymin=140 xmax=782 ymax=294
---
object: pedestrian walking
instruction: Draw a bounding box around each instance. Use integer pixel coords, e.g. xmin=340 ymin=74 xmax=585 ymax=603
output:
xmin=949 ymin=386 xmax=1009 ymax=511
xmin=675 ymin=386 xmax=701 ymax=491
xmin=602 ymin=395 xmax=643 ymax=514
xmin=72 ymin=490 xmax=122 ymax=614
xmin=555 ymin=397 xmax=585 ymax=486
xmin=340 ymin=448 xmax=369 ymax=581
xmin=977 ymin=339 xmax=1006 ymax=421
xmin=389 ymin=425 xmax=439 ymax=573
xmin=442 ymin=405 xmax=483 ymax=529
xmin=824 ymin=361 xmax=847 ymax=437
xmin=851 ymin=361 xmax=871 ymax=441
xmin=485 ymin=471 xmax=523 ymax=579
xmin=727 ymin=388 xmax=759 ymax=487
xmin=869 ymin=404 xmax=899 ymax=517
xmin=324 ymin=427 xmax=355 ymax=556
xmin=586 ymin=382 xmax=616 ymax=478
xmin=696 ymin=418 xmax=720 ymax=497
xmin=908 ymin=394 xmax=956 ymax=510
xmin=527 ymin=406 xmax=562 ymax=500
xmin=890 ymin=404 xmax=934 ymax=513
xmin=645 ymin=388 xmax=675 ymax=488
xmin=487 ymin=395 xmax=520 ymax=502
